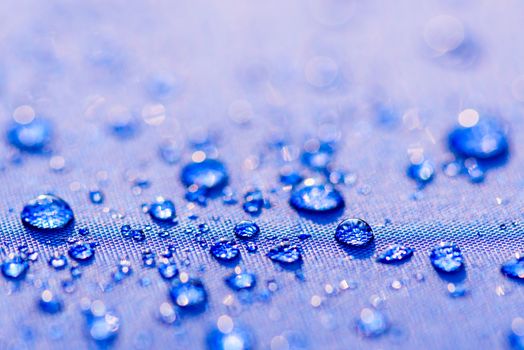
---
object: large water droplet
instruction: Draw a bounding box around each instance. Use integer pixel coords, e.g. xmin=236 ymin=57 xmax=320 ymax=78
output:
xmin=225 ymin=272 xmax=257 ymax=291
xmin=210 ymin=240 xmax=240 ymax=262
xmin=7 ymin=118 xmax=53 ymax=152
xmin=430 ymin=242 xmax=464 ymax=273
xmin=180 ymin=159 xmax=229 ymax=195
xmin=21 ymin=194 xmax=74 ymax=230
xmin=377 ymin=244 xmax=414 ymax=264
xmin=448 ymin=117 xmax=509 ymax=160
xmin=234 ymin=221 xmax=260 ymax=239
xmin=2 ymin=255 xmax=29 ymax=280
xmin=68 ymin=243 xmax=95 ymax=262
xmin=267 ymin=242 xmax=302 ymax=264
xmin=289 ymin=181 xmax=344 ymax=213
xmin=501 ymin=256 xmax=524 ymax=280
xmin=169 ymin=278 xmax=208 ymax=311
xmin=335 ymin=218 xmax=374 ymax=247
xmin=149 ymin=197 xmax=176 ymax=222
xmin=356 ymin=308 xmax=389 ymax=338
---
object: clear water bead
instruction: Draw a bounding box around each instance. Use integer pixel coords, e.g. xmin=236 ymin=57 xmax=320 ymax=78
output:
xmin=267 ymin=242 xmax=302 ymax=264
xmin=430 ymin=242 xmax=464 ymax=273
xmin=7 ymin=118 xmax=53 ymax=152
xmin=169 ymin=278 xmax=208 ymax=311
xmin=149 ymin=197 xmax=176 ymax=222
xmin=158 ymin=261 xmax=179 ymax=280
xmin=377 ymin=244 xmax=414 ymax=264
xmin=234 ymin=221 xmax=260 ymax=239
xmin=89 ymin=190 xmax=104 ymax=204
xmin=210 ymin=240 xmax=240 ymax=262
xmin=290 ymin=181 xmax=344 ymax=213
xmin=68 ymin=243 xmax=95 ymax=262
xmin=49 ymin=254 xmax=68 ymax=270
xmin=21 ymin=194 xmax=74 ymax=230
xmin=2 ymin=255 xmax=29 ymax=280
xmin=180 ymin=159 xmax=229 ymax=195
xmin=335 ymin=218 xmax=374 ymax=247
xmin=501 ymin=256 xmax=524 ymax=280
xmin=225 ymin=272 xmax=257 ymax=291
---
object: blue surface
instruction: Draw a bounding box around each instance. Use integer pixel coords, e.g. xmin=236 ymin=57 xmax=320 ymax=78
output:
xmin=0 ymin=1 xmax=524 ymax=349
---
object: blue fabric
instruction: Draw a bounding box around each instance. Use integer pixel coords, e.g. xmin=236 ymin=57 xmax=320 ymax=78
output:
xmin=0 ymin=1 xmax=523 ymax=349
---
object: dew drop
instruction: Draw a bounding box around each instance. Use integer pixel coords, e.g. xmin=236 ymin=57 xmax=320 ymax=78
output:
xmin=158 ymin=260 xmax=179 ymax=280
xmin=289 ymin=180 xmax=344 ymax=213
xmin=49 ymin=254 xmax=68 ymax=270
xmin=7 ymin=118 xmax=53 ymax=152
xmin=501 ymin=256 xmax=524 ymax=280
xmin=376 ymin=244 xmax=414 ymax=264
xmin=234 ymin=221 xmax=260 ymax=239
xmin=169 ymin=278 xmax=208 ymax=311
xmin=2 ymin=254 xmax=29 ymax=280
xmin=242 ymin=189 xmax=265 ymax=215
xmin=210 ymin=240 xmax=240 ymax=262
xmin=430 ymin=242 xmax=464 ymax=273
xmin=225 ymin=272 xmax=257 ymax=291
xmin=335 ymin=218 xmax=374 ymax=247
xmin=132 ymin=229 xmax=146 ymax=242
xmin=89 ymin=190 xmax=104 ymax=205
xmin=149 ymin=197 xmax=176 ymax=222
xmin=21 ymin=194 xmax=74 ymax=230
xmin=267 ymin=242 xmax=302 ymax=264
xmin=39 ymin=290 xmax=63 ymax=314
xmin=68 ymin=243 xmax=95 ymax=263
xmin=180 ymin=159 xmax=229 ymax=195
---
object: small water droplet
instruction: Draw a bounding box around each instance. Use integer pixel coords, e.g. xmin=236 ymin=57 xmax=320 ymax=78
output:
xmin=158 ymin=260 xmax=179 ymax=280
xmin=234 ymin=221 xmax=260 ymax=239
xmin=85 ymin=305 xmax=120 ymax=343
xmin=39 ymin=290 xmax=63 ymax=314
xmin=289 ymin=180 xmax=344 ymax=213
xmin=279 ymin=166 xmax=303 ymax=186
xmin=180 ymin=159 xmax=229 ymax=196
xmin=131 ymin=229 xmax=146 ymax=242
xmin=149 ymin=197 xmax=176 ymax=222
xmin=355 ymin=308 xmax=389 ymax=338
xmin=245 ymin=242 xmax=258 ymax=253
xmin=68 ymin=243 xmax=95 ymax=263
xmin=335 ymin=218 xmax=374 ymax=247
xmin=210 ymin=240 xmax=240 ymax=262
xmin=376 ymin=244 xmax=414 ymax=264
xmin=2 ymin=254 xmax=29 ymax=280
xmin=158 ymin=138 xmax=182 ymax=165
xmin=21 ymin=194 xmax=74 ymax=230
xmin=242 ymin=189 xmax=265 ymax=215
xmin=169 ymin=278 xmax=208 ymax=311
xmin=301 ymin=141 xmax=334 ymax=170
xmin=142 ymin=250 xmax=156 ymax=267
xmin=49 ymin=254 xmax=68 ymax=270
xmin=407 ymin=160 xmax=435 ymax=184
xmin=89 ymin=190 xmax=104 ymax=204
xmin=509 ymin=317 xmax=524 ymax=350
xmin=501 ymin=256 xmax=524 ymax=280
xmin=158 ymin=302 xmax=178 ymax=325
xmin=206 ymin=322 xmax=255 ymax=350
xmin=430 ymin=242 xmax=464 ymax=273
xmin=225 ymin=272 xmax=257 ymax=291
xmin=120 ymin=225 xmax=131 ymax=238
xmin=447 ymin=283 xmax=468 ymax=298
xmin=267 ymin=242 xmax=302 ymax=264
xmin=7 ymin=117 xmax=53 ymax=152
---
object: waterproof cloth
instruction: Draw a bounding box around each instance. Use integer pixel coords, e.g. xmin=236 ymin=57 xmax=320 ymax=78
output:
xmin=0 ymin=2 xmax=523 ymax=350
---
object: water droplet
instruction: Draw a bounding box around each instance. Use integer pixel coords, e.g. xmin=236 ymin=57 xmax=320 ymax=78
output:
xmin=407 ymin=160 xmax=435 ymax=184
xmin=158 ymin=138 xmax=182 ymax=165
xmin=89 ymin=190 xmax=104 ymax=204
xmin=225 ymin=272 xmax=257 ymax=291
xmin=279 ymin=166 xmax=303 ymax=186
xmin=169 ymin=278 xmax=208 ymax=311
xmin=21 ymin=194 xmax=74 ymax=230
xmin=430 ymin=242 xmax=464 ymax=273
xmin=234 ymin=221 xmax=260 ymax=239
xmin=509 ymin=317 xmax=524 ymax=350
xmin=120 ymin=224 xmax=131 ymax=238
xmin=210 ymin=240 xmax=240 ymax=262
xmin=301 ymin=141 xmax=334 ymax=170
xmin=86 ymin=309 xmax=120 ymax=343
xmin=142 ymin=250 xmax=156 ymax=267
xmin=501 ymin=256 xmax=524 ymax=280
xmin=267 ymin=242 xmax=302 ymax=264
xmin=206 ymin=323 xmax=255 ymax=350
xmin=245 ymin=242 xmax=258 ymax=253
xmin=39 ymin=290 xmax=63 ymax=314
xmin=132 ymin=229 xmax=146 ymax=242
xmin=68 ymin=243 xmax=95 ymax=263
xmin=448 ymin=117 xmax=509 ymax=160
xmin=7 ymin=118 xmax=53 ymax=152
xmin=158 ymin=261 xmax=179 ymax=280
xmin=180 ymin=159 xmax=229 ymax=195
xmin=112 ymin=259 xmax=133 ymax=283
xmin=335 ymin=218 xmax=374 ymax=247
xmin=376 ymin=244 xmax=414 ymax=264
xmin=49 ymin=254 xmax=68 ymax=270
xmin=289 ymin=181 xmax=344 ymax=213
xmin=149 ymin=197 xmax=176 ymax=222
xmin=355 ymin=308 xmax=389 ymax=338
xmin=447 ymin=283 xmax=468 ymax=298
xmin=158 ymin=302 xmax=178 ymax=325
xmin=2 ymin=254 xmax=29 ymax=280
xmin=242 ymin=190 xmax=265 ymax=215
